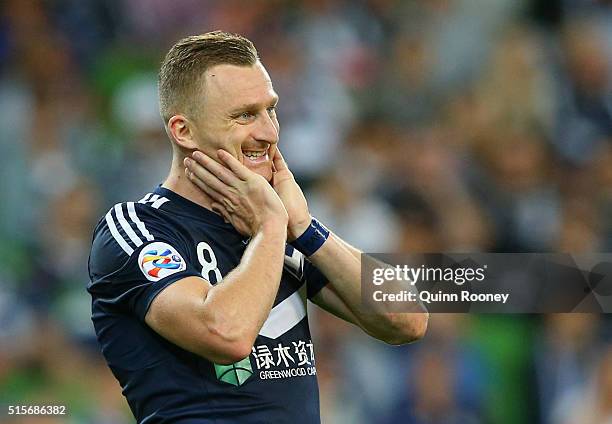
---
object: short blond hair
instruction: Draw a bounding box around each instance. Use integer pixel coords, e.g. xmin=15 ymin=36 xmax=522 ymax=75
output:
xmin=158 ymin=31 xmax=259 ymax=123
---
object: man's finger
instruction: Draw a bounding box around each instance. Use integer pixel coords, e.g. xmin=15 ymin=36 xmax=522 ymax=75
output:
xmin=217 ymin=150 xmax=252 ymax=180
xmin=185 ymin=167 xmax=226 ymax=203
xmin=272 ymin=148 xmax=288 ymax=172
xmin=192 ymin=151 xmax=241 ymax=186
xmin=185 ymin=157 xmax=233 ymax=196
xmin=211 ymin=202 xmax=231 ymax=223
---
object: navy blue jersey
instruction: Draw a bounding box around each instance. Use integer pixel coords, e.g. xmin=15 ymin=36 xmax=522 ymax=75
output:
xmin=88 ymin=186 xmax=328 ymax=423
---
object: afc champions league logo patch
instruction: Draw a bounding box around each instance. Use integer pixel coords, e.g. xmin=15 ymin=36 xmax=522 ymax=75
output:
xmin=138 ymin=242 xmax=186 ymax=282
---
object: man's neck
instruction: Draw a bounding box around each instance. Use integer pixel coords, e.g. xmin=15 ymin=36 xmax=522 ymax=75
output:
xmin=162 ymin=159 xmax=215 ymax=211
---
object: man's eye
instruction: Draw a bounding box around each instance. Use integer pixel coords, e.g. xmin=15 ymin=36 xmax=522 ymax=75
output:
xmin=239 ymin=112 xmax=254 ymax=119
xmin=267 ymin=106 xmax=276 ymax=114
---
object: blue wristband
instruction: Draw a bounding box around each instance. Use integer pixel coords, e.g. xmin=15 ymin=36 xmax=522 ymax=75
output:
xmin=290 ymin=218 xmax=330 ymax=257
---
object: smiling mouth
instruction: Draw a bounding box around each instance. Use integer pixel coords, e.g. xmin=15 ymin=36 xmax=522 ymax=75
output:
xmin=242 ymin=148 xmax=269 ymax=164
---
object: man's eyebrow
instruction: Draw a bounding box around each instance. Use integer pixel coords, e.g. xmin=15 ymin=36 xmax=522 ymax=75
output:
xmin=229 ymin=96 xmax=279 ymax=114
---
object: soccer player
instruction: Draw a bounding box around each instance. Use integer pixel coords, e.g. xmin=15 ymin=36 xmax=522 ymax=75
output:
xmin=88 ymin=31 xmax=428 ymax=423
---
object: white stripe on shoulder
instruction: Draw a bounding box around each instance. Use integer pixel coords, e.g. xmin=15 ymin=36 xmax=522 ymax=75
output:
xmin=139 ymin=193 xmax=153 ymax=203
xmin=138 ymin=193 xmax=170 ymax=209
xmin=127 ymin=202 xmax=154 ymax=241
xmin=151 ymin=197 xmax=170 ymax=209
xmin=147 ymin=194 xmax=160 ymax=204
xmin=105 ymin=209 xmax=134 ymax=255
xmin=114 ymin=204 xmax=143 ymax=248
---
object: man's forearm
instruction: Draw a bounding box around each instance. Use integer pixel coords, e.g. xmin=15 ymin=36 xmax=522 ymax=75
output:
xmin=309 ymin=234 xmax=362 ymax=311
xmin=202 ymin=223 xmax=287 ymax=351
xmin=309 ymin=232 xmax=428 ymax=344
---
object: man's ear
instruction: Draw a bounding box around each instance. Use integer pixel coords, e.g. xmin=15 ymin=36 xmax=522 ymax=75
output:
xmin=167 ymin=115 xmax=198 ymax=150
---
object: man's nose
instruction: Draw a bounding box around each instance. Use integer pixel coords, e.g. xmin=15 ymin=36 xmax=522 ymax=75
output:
xmin=253 ymin=112 xmax=279 ymax=144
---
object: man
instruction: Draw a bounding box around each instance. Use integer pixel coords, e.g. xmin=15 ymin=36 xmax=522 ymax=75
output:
xmin=88 ymin=31 xmax=428 ymax=423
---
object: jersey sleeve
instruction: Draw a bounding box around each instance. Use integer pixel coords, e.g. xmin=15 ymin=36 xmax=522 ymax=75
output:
xmin=303 ymin=259 xmax=328 ymax=300
xmin=304 ymin=259 xmax=328 ymax=299
xmin=87 ymin=203 xmax=202 ymax=321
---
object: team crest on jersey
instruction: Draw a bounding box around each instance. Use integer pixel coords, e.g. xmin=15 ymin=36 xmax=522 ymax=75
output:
xmin=138 ymin=242 xmax=186 ymax=281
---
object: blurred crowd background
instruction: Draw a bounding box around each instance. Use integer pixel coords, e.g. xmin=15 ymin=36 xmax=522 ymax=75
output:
xmin=1 ymin=0 xmax=612 ymax=423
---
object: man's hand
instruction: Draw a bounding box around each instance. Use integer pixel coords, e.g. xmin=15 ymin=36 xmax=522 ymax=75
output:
xmin=271 ymin=149 xmax=311 ymax=241
xmin=185 ymin=150 xmax=288 ymax=236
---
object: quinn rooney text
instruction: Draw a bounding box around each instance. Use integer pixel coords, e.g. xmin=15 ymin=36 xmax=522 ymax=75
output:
xmin=372 ymin=290 xmax=510 ymax=304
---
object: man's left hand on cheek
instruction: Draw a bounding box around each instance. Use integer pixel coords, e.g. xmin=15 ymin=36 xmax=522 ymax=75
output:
xmin=271 ymin=149 xmax=311 ymax=241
